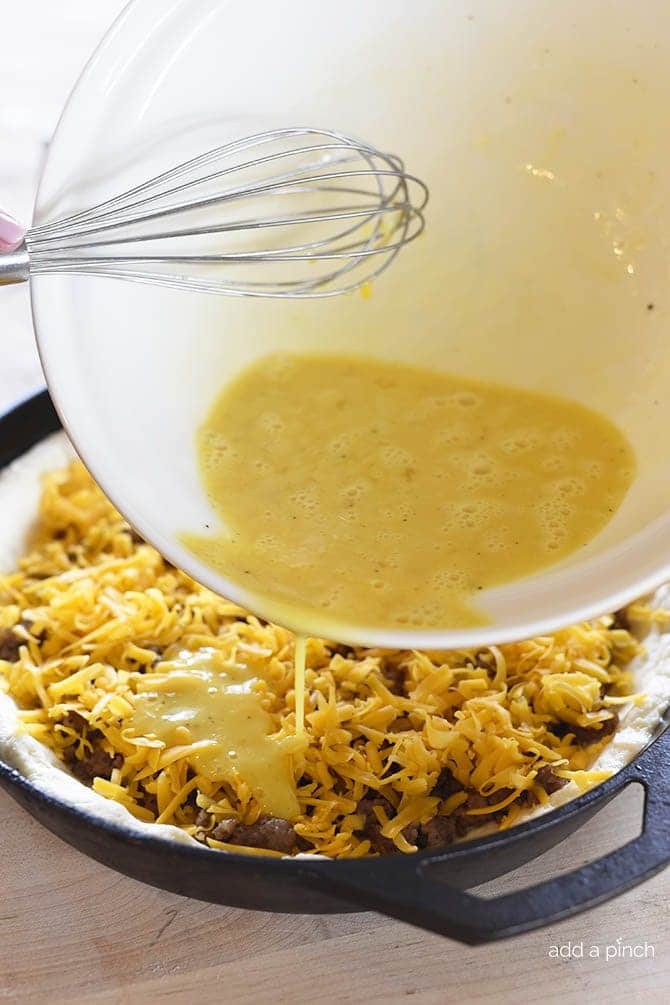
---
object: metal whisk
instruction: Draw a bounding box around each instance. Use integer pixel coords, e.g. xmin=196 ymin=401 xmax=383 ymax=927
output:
xmin=0 ymin=127 xmax=428 ymax=298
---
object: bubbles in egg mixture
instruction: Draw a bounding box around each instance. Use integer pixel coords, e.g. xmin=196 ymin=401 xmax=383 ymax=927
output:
xmin=289 ymin=486 xmax=319 ymax=513
xmin=541 ymin=454 xmax=567 ymax=473
xmin=183 ymin=352 xmax=635 ymax=633
xmin=379 ymin=445 xmax=415 ymax=469
xmin=501 ymin=430 xmax=541 ymax=454
xmin=259 ymin=411 xmax=285 ymax=436
xmin=432 ymin=568 xmax=469 ymax=590
xmin=550 ymin=428 xmax=580 ymax=450
xmin=200 ymin=430 xmax=238 ymax=472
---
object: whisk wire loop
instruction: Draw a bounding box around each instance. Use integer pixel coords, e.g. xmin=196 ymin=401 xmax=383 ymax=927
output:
xmin=24 ymin=127 xmax=428 ymax=298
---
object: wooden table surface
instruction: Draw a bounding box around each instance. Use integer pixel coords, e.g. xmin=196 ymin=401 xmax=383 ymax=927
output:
xmin=1 ymin=782 xmax=668 ymax=1003
xmin=0 ymin=4 xmax=668 ymax=1002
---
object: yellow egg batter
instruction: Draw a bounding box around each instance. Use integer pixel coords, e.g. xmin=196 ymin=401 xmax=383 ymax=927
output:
xmin=182 ymin=352 xmax=635 ymax=632
xmin=128 ymin=648 xmax=299 ymax=819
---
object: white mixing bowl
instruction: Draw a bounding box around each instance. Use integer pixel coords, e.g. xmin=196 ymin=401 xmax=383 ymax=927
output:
xmin=30 ymin=0 xmax=670 ymax=648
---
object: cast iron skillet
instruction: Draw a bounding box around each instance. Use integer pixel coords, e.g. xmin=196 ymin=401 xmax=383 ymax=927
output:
xmin=1 ymin=390 xmax=669 ymax=944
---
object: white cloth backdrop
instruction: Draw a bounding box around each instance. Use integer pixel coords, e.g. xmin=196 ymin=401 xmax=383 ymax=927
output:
xmin=0 ymin=1 xmax=127 ymax=412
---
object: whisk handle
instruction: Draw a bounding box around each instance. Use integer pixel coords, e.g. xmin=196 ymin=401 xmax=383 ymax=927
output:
xmin=0 ymin=243 xmax=29 ymax=286
xmin=0 ymin=209 xmax=29 ymax=285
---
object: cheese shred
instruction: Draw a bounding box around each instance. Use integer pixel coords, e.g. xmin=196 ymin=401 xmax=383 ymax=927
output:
xmin=0 ymin=461 xmax=649 ymax=857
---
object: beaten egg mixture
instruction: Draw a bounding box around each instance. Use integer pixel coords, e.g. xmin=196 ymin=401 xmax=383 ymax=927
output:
xmin=183 ymin=352 xmax=635 ymax=632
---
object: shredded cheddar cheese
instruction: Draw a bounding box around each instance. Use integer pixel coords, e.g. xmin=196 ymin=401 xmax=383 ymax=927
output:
xmin=0 ymin=461 xmax=646 ymax=857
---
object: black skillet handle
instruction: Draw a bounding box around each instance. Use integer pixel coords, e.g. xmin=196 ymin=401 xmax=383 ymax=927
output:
xmin=304 ymin=728 xmax=670 ymax=944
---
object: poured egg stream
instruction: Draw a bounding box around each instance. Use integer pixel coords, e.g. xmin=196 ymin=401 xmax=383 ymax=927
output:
xmin=182 ymin=352 xmax=635 ymax=632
